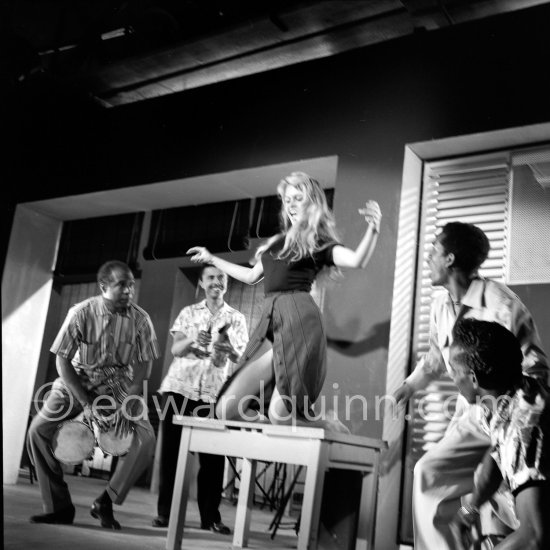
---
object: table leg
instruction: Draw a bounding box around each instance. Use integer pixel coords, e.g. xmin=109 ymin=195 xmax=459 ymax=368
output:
xmin=232 ymin=458 xmax=257 ymax=548
xmin=166 ymin=427 xmax=193 ymax=550
xmin=298 ymin=441 xmax=328 ymax=550
xmin=356 ymin=457 xmax=380 ymax=550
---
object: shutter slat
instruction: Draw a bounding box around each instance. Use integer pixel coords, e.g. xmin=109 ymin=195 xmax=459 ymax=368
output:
xmin=406 ymin=153 xmax=509 ymax=464
xmin=434 ymin=212 xmax=506 ymax=225
xmin=402 ymin=152 xmax=510 ymax=542
xmin=437 ymin=194 xmax=507 ymax=210
xmin=435 ymin=178 xmax=507 ymax=192
xmin=437 ymin=186 xmax=507 ymax=200
xmin=437 ymin=203 xmax=505 ymax=218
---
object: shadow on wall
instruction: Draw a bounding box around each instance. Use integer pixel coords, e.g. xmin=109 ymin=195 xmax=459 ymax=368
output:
xmin=326 ymin=318 xmax=391 ymax=357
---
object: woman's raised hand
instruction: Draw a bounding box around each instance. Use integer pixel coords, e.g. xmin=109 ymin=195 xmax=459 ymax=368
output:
xmin=358 ymin=200 xmax=382 ymax=233
xmin=187 ymin=246 xmax=214 ymax=263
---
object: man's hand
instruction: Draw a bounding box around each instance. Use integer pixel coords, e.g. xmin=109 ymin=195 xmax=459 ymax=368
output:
xmin=83 ymin=402 xmax=111 ymax=431
xmin=82 ymin=402 xmax=96 ymax=426
xmin=188 ymin=344 xmax=210 ymax=359
xmin=196 ymin=329 xmax=212 ymax=348
xmin=393 ymin=382 xmax=414 ymax=407
xmin=189 ymin=329 xmax=213 ymax=358
xmin=213 ymin=340 xmax=237 ymax=361
xmin=449 ymin=504 xmax=482 ymax=550
xmin=111 ymin=407 xmax=134 ymax=439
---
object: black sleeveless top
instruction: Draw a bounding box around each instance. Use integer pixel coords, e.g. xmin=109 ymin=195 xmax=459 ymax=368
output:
xmin=261 ymin=237 xmax=339 ymax=294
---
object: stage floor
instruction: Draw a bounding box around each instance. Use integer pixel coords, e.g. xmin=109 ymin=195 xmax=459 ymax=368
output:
xmin=4 ymin=473 xmax=299 ymax=550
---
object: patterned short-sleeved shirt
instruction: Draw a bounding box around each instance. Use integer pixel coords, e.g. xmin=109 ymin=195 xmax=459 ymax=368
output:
xmin=158 ymin=300 xmax=248 ymax=403
xmin=490 ymin=376 xmax=550 ymax=494
xmin=50 ymin=295 xmax=160 ymax=402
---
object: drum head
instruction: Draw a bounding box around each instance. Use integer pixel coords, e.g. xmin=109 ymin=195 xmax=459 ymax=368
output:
xmin=96 ymin=427 xmax=134 ymax=457
xmin=52 ymin=421 xmax=95 ymax=465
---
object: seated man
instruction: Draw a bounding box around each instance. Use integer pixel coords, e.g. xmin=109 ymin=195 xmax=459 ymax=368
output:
xmin=448 ymin=318 xmax=549 ymax=550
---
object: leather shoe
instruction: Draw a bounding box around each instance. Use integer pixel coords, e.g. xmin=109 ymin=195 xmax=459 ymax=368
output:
xmin=209 ymin=521 xmax=231 ymax=535
xmin=90 ymin=500 xmax=121 ymax=530
xmin=30 ymin=505 xmax=75 ymax=525
xmin=152 ymin=516 xmax=169 ymax=528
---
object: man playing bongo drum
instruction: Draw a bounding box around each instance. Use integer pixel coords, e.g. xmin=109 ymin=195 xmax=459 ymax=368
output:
xmin=27 ymin=260 xmax=160 ymax=529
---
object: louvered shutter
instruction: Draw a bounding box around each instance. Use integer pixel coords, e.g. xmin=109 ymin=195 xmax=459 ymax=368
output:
xmin=400 ymin=151 xmax=510 ymax=541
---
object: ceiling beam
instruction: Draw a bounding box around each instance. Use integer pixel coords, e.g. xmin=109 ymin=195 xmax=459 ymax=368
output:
xmin=87 ymin=0 xmax=550 ymax=107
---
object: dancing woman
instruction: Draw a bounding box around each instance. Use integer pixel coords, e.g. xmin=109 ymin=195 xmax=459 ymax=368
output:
xmin=188 ymin=172 xmax=381 ymax=432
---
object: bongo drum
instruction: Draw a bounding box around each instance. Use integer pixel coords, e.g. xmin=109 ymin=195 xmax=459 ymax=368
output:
xmin=94 ymin=424 xmax=134 ymax=457
xmin=52 ymin=415 xmax=95 ymax=465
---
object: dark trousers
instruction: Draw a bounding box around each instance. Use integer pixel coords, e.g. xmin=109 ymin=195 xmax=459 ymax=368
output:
xmin=27 ymin=382 xmax=155 ymax=513
xmin=156 ymin=392 xmax=225 ymax=526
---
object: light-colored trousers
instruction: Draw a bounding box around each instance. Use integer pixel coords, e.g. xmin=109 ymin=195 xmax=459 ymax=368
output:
xmin=412 ymin=399 xmax=516 ymax=550
xmin=27 ymin=381 xmax=156 ymax=513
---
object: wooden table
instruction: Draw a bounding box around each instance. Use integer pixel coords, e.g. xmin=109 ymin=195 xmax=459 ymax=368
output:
xmin=166 ymin=417 xmax=387 ymax=550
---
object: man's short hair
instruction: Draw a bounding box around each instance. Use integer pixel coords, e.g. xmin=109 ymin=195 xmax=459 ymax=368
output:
xmin=438 ymin=222 xmax=490 ymax=274
xmin=97 ymin=260 xmax=132 ymax=286
xmin=198 ymin=263 xmax=219 ymax=280
xmin=451 ymin=319 xmax=523 ymax=390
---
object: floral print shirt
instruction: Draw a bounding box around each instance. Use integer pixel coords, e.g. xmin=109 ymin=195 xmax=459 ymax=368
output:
xmin=159 ymin=300 xmax=248 ymax=403
xmin=490 ymin=376 xmax=550 ymax=494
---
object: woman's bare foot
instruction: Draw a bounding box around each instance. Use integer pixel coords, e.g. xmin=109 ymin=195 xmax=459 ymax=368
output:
xmin=323 ymin=410 xmax=351 ymax=434
xmin=243 ymin=410 xmax=270 ymax=424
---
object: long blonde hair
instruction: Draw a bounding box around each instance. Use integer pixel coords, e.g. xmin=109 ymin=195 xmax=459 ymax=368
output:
xmin=255 ymin=172 xmax=340 ymax=262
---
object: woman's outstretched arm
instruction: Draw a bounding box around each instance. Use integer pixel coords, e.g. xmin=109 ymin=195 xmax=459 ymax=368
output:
xmin=187 ymin=246 xmax=264 ymax=284
xmin=332 ymin=200 xmax=381 ymax=269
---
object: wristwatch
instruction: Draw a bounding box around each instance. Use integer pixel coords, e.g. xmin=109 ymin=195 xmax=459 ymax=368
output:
xmin=458 ymin=503 xmax=480 ymax=525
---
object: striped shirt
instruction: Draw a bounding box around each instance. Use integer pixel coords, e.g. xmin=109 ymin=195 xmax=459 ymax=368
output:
xmin=51 ymin=295 xmax=160 ymax=402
